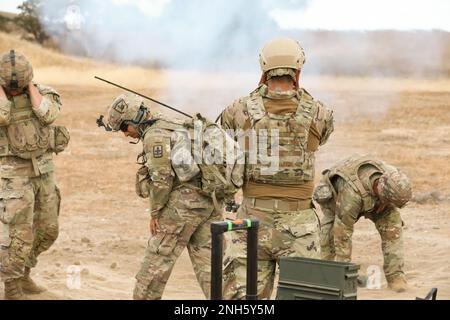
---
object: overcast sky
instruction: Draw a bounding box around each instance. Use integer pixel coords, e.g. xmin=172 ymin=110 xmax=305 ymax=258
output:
xmin=1 ymin=0 xmax=450 ymax=31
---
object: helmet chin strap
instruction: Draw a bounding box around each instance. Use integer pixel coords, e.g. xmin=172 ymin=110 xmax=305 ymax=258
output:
xmin=295 ymin=70 xmax=301 ymax=90
xmin=129 ymin=137 xmax=140 ymax=145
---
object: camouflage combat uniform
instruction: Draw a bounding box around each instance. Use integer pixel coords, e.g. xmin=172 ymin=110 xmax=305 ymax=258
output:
xmin=221 ymin=84 xmax=334 ymax=299
xmin=0 ymin=83 xmax=64 ymax=286
xmin=314 ymin=155 xmax=412 ymax=284
xmin=133 ymin=115 xmax=223 ymax=300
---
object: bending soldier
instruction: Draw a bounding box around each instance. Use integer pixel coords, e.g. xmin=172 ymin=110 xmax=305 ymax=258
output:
xmin=313 ymin=155 xmax=412 ymax=292
xmin=103 ymin=93 xmax=242 ymax=300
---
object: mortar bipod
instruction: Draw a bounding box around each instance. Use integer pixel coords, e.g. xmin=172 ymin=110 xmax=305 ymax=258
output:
xmin=210 ymin=218 xmax=260 ymax=300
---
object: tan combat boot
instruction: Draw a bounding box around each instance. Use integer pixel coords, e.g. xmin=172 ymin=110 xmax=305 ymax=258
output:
xmin=387 ymin=275 xmax=407 ymax=293
xmin=20 ymin=267 xmax=46 ymax=294
xmin=4 ymin=279 xmax=28 ymax=300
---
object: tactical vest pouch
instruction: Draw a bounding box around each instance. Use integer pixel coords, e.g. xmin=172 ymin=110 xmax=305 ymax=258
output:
xmin=135 ymin=165 xmax=150 ymax=198
xmin=180 ymin=115 xmax=243 ymax=200
xmin=50 ymin=125 xmax=70 ymax=154
xmin=313 ymin=180 xmax=333 ymax=203
xmin=198 ymin=124 xmax=244 ymax=200
xmin=150 ymin=115 xmax=244 ymax=205
xmin=245 ymin=90 xmax=317 ymax=185
xmin=7 ymin=118 xmax=50 ymax=159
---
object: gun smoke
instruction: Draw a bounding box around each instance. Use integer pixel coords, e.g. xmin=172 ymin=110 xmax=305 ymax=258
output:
xmin=32 ymin=0 xmax=450 ymax=120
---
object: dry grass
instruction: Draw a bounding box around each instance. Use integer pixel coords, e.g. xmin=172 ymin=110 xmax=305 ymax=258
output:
xmin=0 ymin=31 xmax=167 ymax=89
xmin=0 ymin=31 xmax=96 ymax=69
xmin=0 ymin=11 xmax=16 ymax=19
xmin=380 ymin=92 xmax=450 ymax=194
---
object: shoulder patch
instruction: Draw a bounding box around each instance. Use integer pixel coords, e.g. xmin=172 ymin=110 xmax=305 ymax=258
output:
xmin=153 ymin=145 xmax=163 ymax=158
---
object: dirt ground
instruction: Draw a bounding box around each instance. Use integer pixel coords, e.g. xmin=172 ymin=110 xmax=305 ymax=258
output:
xmin=0 ymin=72 xmax=449 ymax=300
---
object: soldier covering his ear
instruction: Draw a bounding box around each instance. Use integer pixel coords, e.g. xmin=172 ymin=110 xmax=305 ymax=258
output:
xmin=0 ymin=50 xmax=69 ymax=300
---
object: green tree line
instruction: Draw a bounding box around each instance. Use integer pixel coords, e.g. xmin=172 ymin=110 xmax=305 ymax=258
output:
xmin=0 ymin=0 xmax=49 ymax=44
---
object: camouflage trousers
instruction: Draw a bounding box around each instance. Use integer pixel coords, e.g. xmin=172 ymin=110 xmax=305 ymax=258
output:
xmin=223 ymin=197 xmax=321 ymax=300
xmin=0 ymin=172 xmax=61 ymax=282
xmin=319 ymin=200 xmax=405 ymax=281
xmin=133 ymin=186 xmax=223 ymax=300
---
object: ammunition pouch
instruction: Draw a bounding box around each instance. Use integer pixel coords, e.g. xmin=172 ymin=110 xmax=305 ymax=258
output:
xmin=7 ymin=118 xmax=50 ymax=159
xmin=3 ymin=92 xmax=69 ymax=159
xmin=50 ymin=125 xmax=70 ymax=154
xmin=313 ymin=180 xmax=334 ymax=204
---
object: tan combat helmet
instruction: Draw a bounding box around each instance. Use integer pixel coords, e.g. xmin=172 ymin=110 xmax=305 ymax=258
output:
xmin=105 ymin=93 xmax=149 ymax=132
xmin=377 ymin=169 xmax=412 ymax=208
xmin=0 ymin=50 xmax=33 ymax=90
xmin=259 ymin=37 xmax=305 ymax=73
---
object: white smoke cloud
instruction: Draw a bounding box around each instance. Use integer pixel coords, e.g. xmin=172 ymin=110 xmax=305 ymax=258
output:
xmin=271 ymin=0 xmax=450 ymax=31
xmin=112 ymin=0 xmax=170 ymax=18
xmin=34 ymin=0 xmax=288 ymax=71
xmin=16 ymin=0 xmax=449 ymax=120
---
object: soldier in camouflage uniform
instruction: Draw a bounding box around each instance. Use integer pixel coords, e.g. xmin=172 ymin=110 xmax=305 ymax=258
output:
xmin=313 ymin=155 xmax=412 ymax=292
xmin=104 ymin=93 xmax=228 ymax=300
xmin=0 ymin=50 xmax=69 ymax=299
xmin=220 ymin=37 xmax=335 ymax=299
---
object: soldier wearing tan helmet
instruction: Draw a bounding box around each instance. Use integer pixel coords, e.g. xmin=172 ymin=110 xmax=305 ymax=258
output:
xmin=220 ymin=37 xmax=334 ymax=299
xmin=0 ymin=50 xmax=69 ymax=299
xmin=101 ymin=93 xmax=242 ymax=300
xmin=313 ymin=155 xmax=413 ymax=292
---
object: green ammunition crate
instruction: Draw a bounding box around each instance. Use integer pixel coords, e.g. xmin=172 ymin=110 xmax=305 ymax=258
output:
xmin=276 ymin=257 xmax=360 ymax=300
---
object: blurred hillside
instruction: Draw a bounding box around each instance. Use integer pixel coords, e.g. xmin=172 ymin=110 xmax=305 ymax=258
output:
xmin=0 ymin=31 xmax=166 ymax=89
xmin=0 ymin=31 xmax=94 ymax=69
xmin=0 ymin=11 xmax=16 ymax=19
xmin=0 ymin=10 xmax=18 ymax=32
